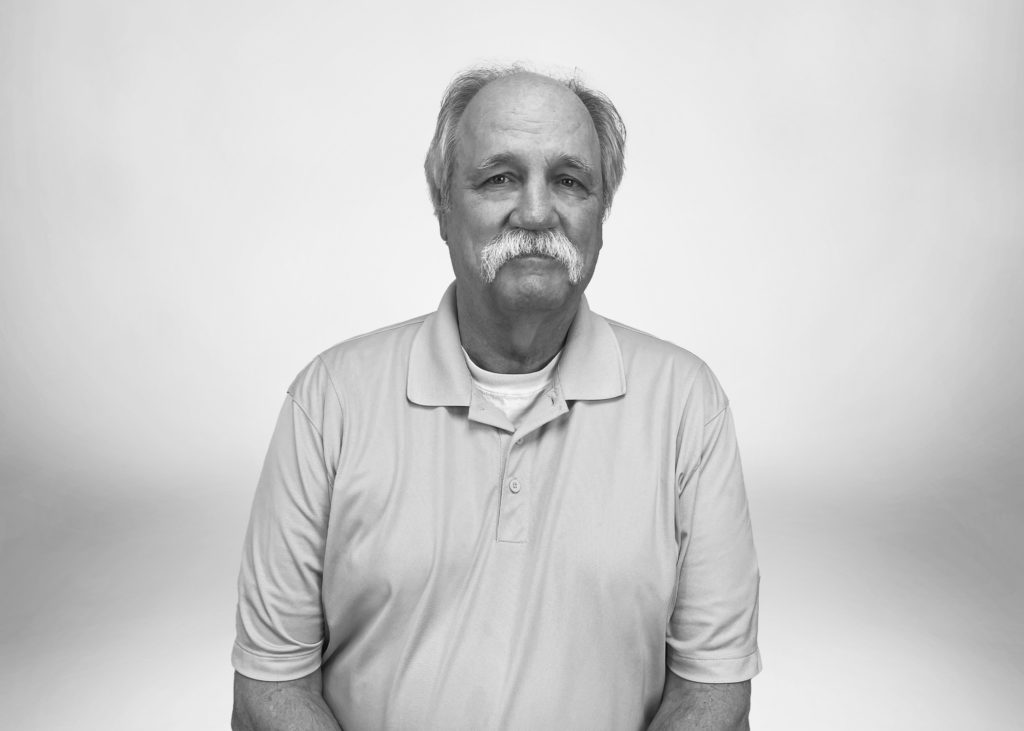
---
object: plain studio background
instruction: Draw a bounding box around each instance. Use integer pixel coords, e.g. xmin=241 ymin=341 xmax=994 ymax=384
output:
xmin=2 ymin=1 xmax=1022 ymax=728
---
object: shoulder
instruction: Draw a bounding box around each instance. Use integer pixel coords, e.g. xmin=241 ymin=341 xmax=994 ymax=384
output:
xmin=600 ymin=315 xmax=729 ymax=419
xmin=286 ymin=313 xmax=430 ymax=415
xmin=605 ymin=317 xmax=704 ymax=368
xmin=316 ymin=313 xmax=429 ymax=374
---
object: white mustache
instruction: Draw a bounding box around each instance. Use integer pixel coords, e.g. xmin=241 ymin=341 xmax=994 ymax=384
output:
xmin=479 ymin=229 xmax=584 ymax=284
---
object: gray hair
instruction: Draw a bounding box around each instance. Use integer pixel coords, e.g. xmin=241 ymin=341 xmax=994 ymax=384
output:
xmin=424 ymin=65 xmax=627 ymax=219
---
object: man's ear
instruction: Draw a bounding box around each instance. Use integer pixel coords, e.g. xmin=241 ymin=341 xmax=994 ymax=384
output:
xmin=438 ymin=212 xmax=449 ymax=244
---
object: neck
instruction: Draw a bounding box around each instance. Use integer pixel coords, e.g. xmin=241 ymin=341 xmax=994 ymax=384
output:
xmin=456 ymin=287 xmax=579 ymax=374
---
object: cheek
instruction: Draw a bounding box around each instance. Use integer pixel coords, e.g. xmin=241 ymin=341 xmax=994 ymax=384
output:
xmin=449 ymin=207 xmax=499 ymax=247
xmin=449 ymin=240 xmax=476 ymax=275
xmin=448 ymin=231 xmax=486 ymax=276
xmin=568 ymin=214 xmax=603 ymax=254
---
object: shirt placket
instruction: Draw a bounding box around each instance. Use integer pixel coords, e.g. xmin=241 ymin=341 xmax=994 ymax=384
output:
xmin=494 ymin=384 xmax=569 ymax=544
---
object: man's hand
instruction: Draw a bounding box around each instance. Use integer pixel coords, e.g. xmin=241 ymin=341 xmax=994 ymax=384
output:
xmin=647 ymin=671 xmax=751 ymax=731
xmin=232 ymin=668 xmax=342 ymax=731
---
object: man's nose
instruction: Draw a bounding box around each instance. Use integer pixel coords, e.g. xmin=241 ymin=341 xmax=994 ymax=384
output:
xmin=510 ymin=180 xmax=559 ymax=230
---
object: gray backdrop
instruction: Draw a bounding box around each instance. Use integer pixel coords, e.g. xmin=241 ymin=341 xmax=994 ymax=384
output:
xmin=2 ymin=0 xmax=1022 ymax=728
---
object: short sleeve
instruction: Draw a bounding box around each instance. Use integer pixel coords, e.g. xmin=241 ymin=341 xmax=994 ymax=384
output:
xmin=667 ymin=365 xmax=762 ymax=683
xmin=232 ymin=358 xmax=341 ymax=681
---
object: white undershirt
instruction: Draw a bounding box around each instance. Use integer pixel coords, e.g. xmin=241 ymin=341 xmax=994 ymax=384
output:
xmin=462 ymin=348 xmax=561 ymax=426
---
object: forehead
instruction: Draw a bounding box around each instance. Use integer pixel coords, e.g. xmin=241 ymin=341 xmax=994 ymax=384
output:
xmin=454 ymin=74 xmax=600 ymax=169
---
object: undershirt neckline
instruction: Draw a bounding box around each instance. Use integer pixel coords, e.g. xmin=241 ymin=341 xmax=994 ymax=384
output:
xmin=461 ymin=348 xmax=562 ymax=397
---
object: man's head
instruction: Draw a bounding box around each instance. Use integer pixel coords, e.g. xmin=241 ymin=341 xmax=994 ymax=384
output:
xmin=424 ymin=67 xmax=626 ymax=318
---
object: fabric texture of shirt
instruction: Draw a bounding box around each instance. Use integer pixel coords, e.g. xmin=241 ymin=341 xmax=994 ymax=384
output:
xmin=233 ymin=283 xmax=761 ymax=730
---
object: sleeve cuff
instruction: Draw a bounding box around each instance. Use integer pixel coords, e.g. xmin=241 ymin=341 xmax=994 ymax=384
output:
xmin=668 ymin=647 xmax=762 ymax=684
xmin=231 ymin=642 xmax=323 ymax=682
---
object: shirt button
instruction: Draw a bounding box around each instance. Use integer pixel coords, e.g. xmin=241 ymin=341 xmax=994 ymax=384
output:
xmin=515 ymin=438 xmax=523 ymax=446
xmin=509 ymin=477 xmax=521 ymax=494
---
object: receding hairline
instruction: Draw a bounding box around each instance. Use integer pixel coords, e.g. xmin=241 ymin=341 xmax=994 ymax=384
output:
xmin=455 ymin=71 xmax=597 ymax=131
xmin=450 ymin=73 xmax=603 ymax=176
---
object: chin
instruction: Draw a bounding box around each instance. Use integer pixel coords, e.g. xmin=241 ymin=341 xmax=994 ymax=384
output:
xmin=490 ymin=270 xmax=576 ymax=313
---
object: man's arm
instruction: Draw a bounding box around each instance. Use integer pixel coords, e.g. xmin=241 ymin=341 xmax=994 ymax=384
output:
xmin=233 ymin=361 xmax=344 ymax=726
xmin=232 ymin=669 xmax=342 ymax=731
xmin=647 ymin=672 xmax=751 ymax=731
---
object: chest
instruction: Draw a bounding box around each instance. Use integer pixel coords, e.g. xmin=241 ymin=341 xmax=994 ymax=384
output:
xmin=326 ymin=398 xmax=680 ymax=600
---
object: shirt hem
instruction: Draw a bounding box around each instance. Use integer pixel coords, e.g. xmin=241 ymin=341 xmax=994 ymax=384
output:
xmin=231 ymin=643 xmax=323 ymax=682
xmin=667 ymin=648 xmax=762 ymax=684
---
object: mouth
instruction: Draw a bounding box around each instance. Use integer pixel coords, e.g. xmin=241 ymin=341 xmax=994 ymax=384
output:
xmin=505 ymin=254 xmax=563 ymax=270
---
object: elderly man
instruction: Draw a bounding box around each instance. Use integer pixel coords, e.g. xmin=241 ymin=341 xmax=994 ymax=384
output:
xmin=232 ymin=66 xmax=761 ymax=730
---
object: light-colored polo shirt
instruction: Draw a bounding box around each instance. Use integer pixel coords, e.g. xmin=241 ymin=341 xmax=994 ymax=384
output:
xmin=233 ymin=283 xmax=761 ymax=730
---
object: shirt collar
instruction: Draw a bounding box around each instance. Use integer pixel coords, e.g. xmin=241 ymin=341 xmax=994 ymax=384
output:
xmin=407 ymin=282 xmax=626 ymax=407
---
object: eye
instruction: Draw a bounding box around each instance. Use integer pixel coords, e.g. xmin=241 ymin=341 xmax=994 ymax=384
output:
xmin=558 ymin=177 xmax=580 ymax=189
xmin=485 ymin=174 xmax=510 ymax=185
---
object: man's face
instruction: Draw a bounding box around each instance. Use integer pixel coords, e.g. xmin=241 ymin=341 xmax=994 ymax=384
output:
xmin=440 ymin=73 xmax=605 ymax=316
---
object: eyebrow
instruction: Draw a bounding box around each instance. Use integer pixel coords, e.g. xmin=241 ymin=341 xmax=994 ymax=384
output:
xmin=553 ymin=155 xmax=594 ymax=174
xmin=474 ymin=153 xmax=594 ymax=174
xmin=474 ymin=153 xmax=517 ymax=172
